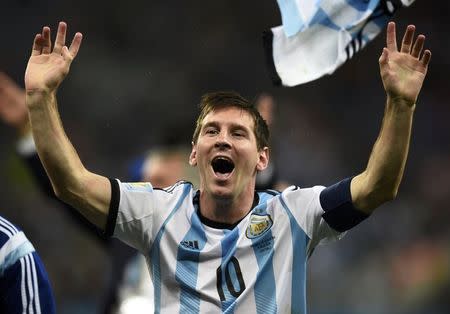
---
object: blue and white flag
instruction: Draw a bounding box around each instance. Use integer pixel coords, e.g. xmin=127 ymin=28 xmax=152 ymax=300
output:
xmin=263 ymin=0 xmax=416 ymax=86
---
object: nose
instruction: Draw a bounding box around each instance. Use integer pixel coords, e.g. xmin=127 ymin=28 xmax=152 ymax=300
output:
xmin=214 ymin=132 xmax=232 ymax=150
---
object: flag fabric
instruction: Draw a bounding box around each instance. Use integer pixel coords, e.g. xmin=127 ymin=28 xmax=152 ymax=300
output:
xmin=264 ymin=0 xmax=416 ymax=86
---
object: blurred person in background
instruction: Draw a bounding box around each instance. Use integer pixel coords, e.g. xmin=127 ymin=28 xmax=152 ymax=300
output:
xmin=22 ymin=20 xmax=431 ymax=313
xmin=0 ymin=214 xmax=56 ymax=314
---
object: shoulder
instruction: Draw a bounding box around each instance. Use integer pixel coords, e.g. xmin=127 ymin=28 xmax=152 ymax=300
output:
xmin=256 ymin=185 xmax=326 ymax=206
xmin=156 ymin=180 xmax=194 ymax=194
xmin=151 ymin=180 xmax=195 ymax=201
xmin=280 ymin=185 xmax=325 ymax=200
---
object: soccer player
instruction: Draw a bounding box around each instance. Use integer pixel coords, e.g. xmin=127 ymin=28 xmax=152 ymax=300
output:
xmin=0 ymin=215 xmax=56 ymax=314
xmin=24 ymin=21 xmax=431 ymax=313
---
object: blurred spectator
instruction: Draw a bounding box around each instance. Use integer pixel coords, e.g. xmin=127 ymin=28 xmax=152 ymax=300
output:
xmin=0 ymin=214 xmax=56 ymax=314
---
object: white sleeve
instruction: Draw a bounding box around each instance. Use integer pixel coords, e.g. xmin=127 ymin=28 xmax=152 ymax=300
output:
xmin=112 ymin=181 xmax=156 ymax=253
xmin=281 ymin=185 xmax=345 ymax=256
xmin=110 ymin=180 xmax=192 ymax=254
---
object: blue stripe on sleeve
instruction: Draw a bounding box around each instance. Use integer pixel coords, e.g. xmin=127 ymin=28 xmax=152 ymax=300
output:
xmin=175 ymin=210 xmax=207 ymax=314
xmin=149 ymin=183 xmax=192 ymax=314
xmin=279 ymin=195 xmax=309 ymax=314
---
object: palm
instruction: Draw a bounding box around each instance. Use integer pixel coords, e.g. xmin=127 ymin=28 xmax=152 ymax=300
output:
xmin=379 ymin=23 xmax=431 ymax=105
xmin=26 ymin=53 xmax=68 ymax=91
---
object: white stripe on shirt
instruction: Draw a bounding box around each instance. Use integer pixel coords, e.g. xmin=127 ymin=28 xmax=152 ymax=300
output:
xmin=25 ymin=255 xmax=35 ymax=314
xmin=21 ymin=257 xmax=27 ymax=314
xmin=30 ymin=253 xmax=41 ymax=314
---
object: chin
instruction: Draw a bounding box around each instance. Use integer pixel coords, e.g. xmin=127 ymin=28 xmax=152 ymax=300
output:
xmin=209 ymin=185 xmax=234 ymax=200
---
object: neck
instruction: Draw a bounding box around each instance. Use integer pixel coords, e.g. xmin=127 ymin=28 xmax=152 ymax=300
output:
xmin=199 ymin=187 xmax=256 ymax=225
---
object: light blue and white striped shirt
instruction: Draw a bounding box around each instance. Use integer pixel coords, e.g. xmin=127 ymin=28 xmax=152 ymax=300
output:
xmin=110 ymin=181 xmax=347 ymax=313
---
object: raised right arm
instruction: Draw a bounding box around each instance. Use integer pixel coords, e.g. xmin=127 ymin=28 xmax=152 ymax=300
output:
xmin=25 ymin=22 xmax=111 ymax=229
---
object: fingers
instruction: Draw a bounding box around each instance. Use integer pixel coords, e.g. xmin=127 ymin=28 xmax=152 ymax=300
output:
xmin=386 ymin=22 xmax=397 ymax=51
xmin=31 ymin=22 xmax=82 ymax=59
xmin=41 ymin=27 xmax=51 ymax=54
xmin=68 ymin=32 xmax=83 ymax=58
xmin=421 ymin=50 xmax=432 ymax=67
xmin=387 ymin=23 xmax=431 ymax=62
xmin=400 ymin=25 xmax=415 ymax=53
xmin=31 ymin=34 xmax=44 ymax=56
xmin=379 ymin=48 xmax=390 ymax=66
xmin=53 ymin=21 xmax=67 ymax=54
xmin=62 ymin=32 xmax=83 ymax=65
xmin=411 ymin=34 xmax=425 ymax=58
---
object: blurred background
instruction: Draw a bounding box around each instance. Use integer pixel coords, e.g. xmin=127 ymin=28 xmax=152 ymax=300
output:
xmin=0 ymin=1 xmax=449 ymax=313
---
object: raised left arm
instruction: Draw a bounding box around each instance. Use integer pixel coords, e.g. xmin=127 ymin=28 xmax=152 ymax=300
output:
xmin=351 ymin=22 xmax=431 ymax=214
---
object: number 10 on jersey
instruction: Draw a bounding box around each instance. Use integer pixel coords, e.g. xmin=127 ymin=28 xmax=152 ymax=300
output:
xmin=216 ymin=256 xmax=246 ymax=301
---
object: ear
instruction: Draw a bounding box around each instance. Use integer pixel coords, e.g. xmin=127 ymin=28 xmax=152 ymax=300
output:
xmin=256 ymin=147 xmax=269 ymax=171
xmin=189 ymin=142 xmax=197 ymax=167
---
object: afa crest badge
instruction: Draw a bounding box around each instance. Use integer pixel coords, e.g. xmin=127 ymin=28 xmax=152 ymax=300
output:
xmin=246 ymin=214 xmax=273 ymax=239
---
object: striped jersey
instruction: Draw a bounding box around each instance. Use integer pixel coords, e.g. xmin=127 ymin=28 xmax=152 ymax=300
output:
xmin=0 ymin=215 xmax=55 ymax=314
xmin=109 ymin=180 xmax=345 ymax=313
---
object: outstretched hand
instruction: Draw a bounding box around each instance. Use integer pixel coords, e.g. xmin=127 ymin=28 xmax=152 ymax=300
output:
xmin=0 ymin=72 xmax=28 ymax=133
xmin=25 ymin=22 xmax=82 ymax=95
xmin=379 ymin=22 xmax=431 ymax=106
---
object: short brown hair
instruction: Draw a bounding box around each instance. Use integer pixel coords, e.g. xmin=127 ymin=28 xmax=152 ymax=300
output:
xmin=192 ymin=91 xmax=269 ymax=150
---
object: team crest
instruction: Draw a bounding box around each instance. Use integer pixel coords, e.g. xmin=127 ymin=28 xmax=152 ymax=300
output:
xmin=246 ymin=214 xmax=273 ymax=239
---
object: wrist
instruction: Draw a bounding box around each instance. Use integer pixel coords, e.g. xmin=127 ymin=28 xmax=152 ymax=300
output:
xmin=386 ymin=96 xmax=416 ymax=113
xmin=26 ymin=89 xmax=56 ymax=108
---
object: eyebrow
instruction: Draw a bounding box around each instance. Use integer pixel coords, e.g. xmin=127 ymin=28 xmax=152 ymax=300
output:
xmin=202 ymin=121 xmax=251 ymax=132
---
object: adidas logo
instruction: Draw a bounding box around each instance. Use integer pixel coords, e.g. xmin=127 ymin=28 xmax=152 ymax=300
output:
xmin=180 ymin=240 xmax=199 ymax=250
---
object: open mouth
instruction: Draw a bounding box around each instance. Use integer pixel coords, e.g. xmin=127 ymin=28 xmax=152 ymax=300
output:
xmin=211 ymin=156 xmax=235 ymax=178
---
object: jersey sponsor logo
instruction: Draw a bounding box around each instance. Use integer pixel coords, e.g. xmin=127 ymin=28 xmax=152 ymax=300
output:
xmin=124 ymin=182 xmax=153 ymax=192
xmin=246 ymin=214 xmax=273 ymax=239
xmin=251 ymin=235 xmax=275 ymax=253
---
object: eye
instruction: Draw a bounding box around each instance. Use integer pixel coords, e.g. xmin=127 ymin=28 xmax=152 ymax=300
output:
xmin=232 ymin=130 xmax=246 ymax=138
xmin=204 ymin=128 xmax=218 ymax=135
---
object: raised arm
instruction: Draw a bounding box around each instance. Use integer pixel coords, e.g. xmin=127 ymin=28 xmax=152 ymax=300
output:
xmin=25 ymin=22 xmax=111 ymax=229
xmin=351 ymin=22 xmax=431 ymax=214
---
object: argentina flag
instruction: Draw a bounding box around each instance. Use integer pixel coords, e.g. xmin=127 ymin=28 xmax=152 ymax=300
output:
xmin=263 ymin=0 xmax=416 ymax=86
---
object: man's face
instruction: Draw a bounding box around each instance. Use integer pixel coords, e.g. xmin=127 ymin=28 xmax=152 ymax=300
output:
xmin=189 ymin=106 xmax=269 ymax=200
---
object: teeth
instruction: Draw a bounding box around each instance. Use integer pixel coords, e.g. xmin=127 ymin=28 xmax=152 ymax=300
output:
xmin=213 ymin=156 xmax=232 ymax=162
